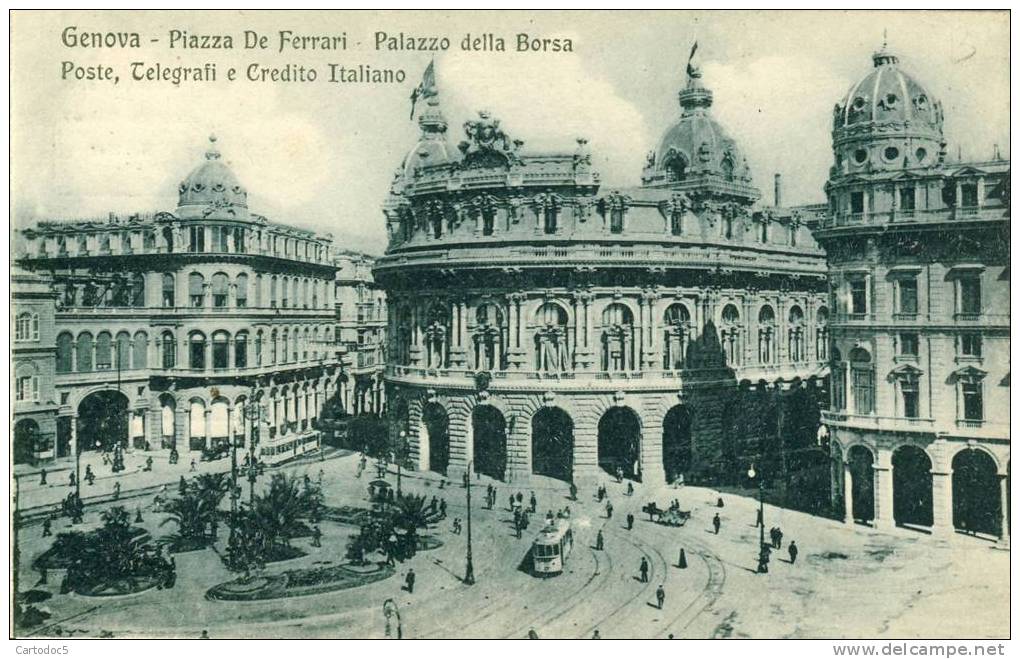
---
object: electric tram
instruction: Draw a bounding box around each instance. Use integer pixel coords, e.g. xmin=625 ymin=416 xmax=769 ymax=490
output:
xmin=531 ymin=518 xmax=573 ymax=576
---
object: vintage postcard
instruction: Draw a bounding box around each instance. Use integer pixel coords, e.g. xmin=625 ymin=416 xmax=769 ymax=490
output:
xmin=9 ymin=9 xmax=1010 ymax=643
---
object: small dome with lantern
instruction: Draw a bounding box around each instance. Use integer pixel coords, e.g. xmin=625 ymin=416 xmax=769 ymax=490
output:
xmin=176 ymin=135 xmax=249 ymax=221
xmin=831 ymin=40 xmax=946 ymax=173
xmin=643 ymin=44 xmax=753 ymax=190
xmin=396 ymin=64 xmax=461 ymax=184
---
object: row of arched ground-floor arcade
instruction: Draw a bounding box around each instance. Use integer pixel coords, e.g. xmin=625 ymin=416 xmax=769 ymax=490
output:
xmin=390 ymin=392 xmax=709 ymax=488
xmin=832 ymin=438 xmax=1010 ymax=545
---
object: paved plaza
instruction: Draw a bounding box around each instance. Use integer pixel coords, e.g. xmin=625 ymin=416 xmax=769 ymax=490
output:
xmin=14 ymin=450 xmax=1009 ymax=639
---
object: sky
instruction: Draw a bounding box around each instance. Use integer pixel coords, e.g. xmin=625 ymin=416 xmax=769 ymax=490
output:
xmin=10 ymin=10 xmax=1009 ymax=255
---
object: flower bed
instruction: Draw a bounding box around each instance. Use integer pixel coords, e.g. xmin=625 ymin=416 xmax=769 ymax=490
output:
xmin=205 ymin=562 xmax=395 ymax=601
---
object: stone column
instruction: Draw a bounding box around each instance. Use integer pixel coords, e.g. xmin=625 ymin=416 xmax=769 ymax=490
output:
xmin=930 ymin=468 xmax=954 ymax=536
xmin=640 ymin=414 xmax=666 ymax=486
xmin=203 ymin=282 xmax=212 ymax=309
xmin=872 ymin=448 xmax=894 ymax=529
xmin=843 ymin=461 xmax=855 ymax=525
xmin=204 ymin=409 xmax=212 ymax=450
xmin=573 ymin=295 xmax=583 ymax=368
xmin=997 ymin=473 xmax=1010 ymax=548
xmin=70 ymin=413 xmax=78 ymax=461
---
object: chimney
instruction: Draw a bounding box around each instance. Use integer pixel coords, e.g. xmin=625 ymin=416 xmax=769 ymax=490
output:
xmin=774 ymin=173 xmax=782 ymax=207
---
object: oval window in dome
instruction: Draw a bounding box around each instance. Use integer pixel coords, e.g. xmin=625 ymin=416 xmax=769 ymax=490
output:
xmin=852 ymin=97 xmax=866 ymax=110
xmin=232 ymin=186 xmax=243 ymax=194
xmin=884 ymin=93 xmax=898 ymax=108
xmin=212 ymin=184 xmax=225 ymax=192
xmin=915 ymin=147 xmax=927 ymax=164
xmin=884 ymin=146 xmax=900 ymax=162
xmin=178 ymin=183 xmax=187 ymax=193
xmin=853 ymin=149 xmax=868 ymax=164
xmin=192 ymin=183 xmax=205 ymax=192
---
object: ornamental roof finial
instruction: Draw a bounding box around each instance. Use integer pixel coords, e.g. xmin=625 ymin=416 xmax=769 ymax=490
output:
xmin=205 ymin=134 xmax=221 ymax=161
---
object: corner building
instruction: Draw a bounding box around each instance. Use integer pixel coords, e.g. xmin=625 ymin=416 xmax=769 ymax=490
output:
xmin=16 ymin=138 xmax=341 ymax=464
xmin=815 ymin=46 xmax=1010 ymax=541
xmin=378 ymin=61 xmax=830 ymax=486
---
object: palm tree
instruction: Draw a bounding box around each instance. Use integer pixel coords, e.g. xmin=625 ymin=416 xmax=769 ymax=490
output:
xmin=391 ymin=494 xmax=430 ymax=552
xmin=250 ymin=474 xmax=308 ymax=550
xmin=160 ymin=491 xmax=217 ymax=548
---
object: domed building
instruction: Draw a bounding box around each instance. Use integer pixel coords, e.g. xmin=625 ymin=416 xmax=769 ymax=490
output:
xmin=16 ymin=137 xmax=343 ymax=465
xmin=377 ymin=56 xmax=831 ymax=487
xmin=815 ymin=45 xmax=1010 ymax=542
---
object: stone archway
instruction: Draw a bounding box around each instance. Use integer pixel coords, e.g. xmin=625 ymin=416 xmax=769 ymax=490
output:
xmin=472 ymin=406 xmax=506 ymax=481
xmin=531 ymin=407 xmax=573 ymax=483
xmin=846 ymin=445 xmax=875 ymax=524
xmin=78 ymin=390 xmax=129 ymax=453
xmin=953 ymin=449 xmax=1000 ymax=536
xmin=892 ymin=445 xmax=933 ymax=528
xmin=597 ymin=406 xmax=642 ymax=481
xmin=14 ymin=419 xmax=40 ymax=465
xmin=422 ymin=402 xmax=450 ymax=475
xmin=662 ymin=404 xmax=693 ymax=484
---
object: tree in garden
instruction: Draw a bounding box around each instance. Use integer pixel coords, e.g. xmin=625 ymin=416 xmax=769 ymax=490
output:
xmin=249 ymin=474 xmax=311 ymax=552
xmin=160 ymin=488 xmax=218 ymax=549
xmin=391 ymin=493 xmax=430 ymax=554
xmin=347 ymin=414 xmax=389 ymax=458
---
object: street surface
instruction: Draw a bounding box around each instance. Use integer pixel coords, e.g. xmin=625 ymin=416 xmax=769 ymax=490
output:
xmin=14 ymin=450 xmax=1009 ymax=639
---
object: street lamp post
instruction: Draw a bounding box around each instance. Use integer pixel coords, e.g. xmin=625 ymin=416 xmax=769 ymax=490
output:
xmin=748 ymin=464 xmax=768 ymax=574
xmin=243 ymin=394 xmax=263 ymax=507
xmin=396 ymin=430 xmax=406 ymax=496
xmin=464 ymin=461 xmax=475 ymax=585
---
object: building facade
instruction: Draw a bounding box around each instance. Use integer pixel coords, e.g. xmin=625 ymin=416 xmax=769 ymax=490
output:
xmin=377 ymin=59 xmax=830 ymax=487
xmin=12 ymin=267 xmax=59 ymax=465
xmin=15 ymin=137 xmax=342 ymax=465
xmin=815 ymin=46 xmax=1010 ymax=541
xmin=333 ymin=249 xmax=387 ymax=417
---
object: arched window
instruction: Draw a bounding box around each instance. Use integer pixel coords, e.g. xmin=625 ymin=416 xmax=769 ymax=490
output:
xmin=189 ymin=400 xmax=206 ymax=442
xmin=757 ymin=306 xmax=776 ymax=364
xmin=721 ymin=155 xmax=735 ymax=181
xmin=270 ymin=275 xmax=278 ymax=308
xmin=312 ymin=327 xmax=320 ymax=360
xmin=116 ymin=331 xmax=131 ymax=369
xmin=161 ymin=331 xmax=176 ymax=369
xmin=254 ymin=274 xmax=263 ymax=307
xmin=302 ymin=279 xmax=309 ymax=309
xmin=665 ymin=151 xmax=688 ymax=182
xmin=255 ymin=330 xmax=264 ymax=366
xmin=663 ymin=303 xmax=691 ymax=370
xmin=235 ymin=331 xmax=248 ymax=368
xmin=482 ymin=207 xmax=496 ymax=235
xmin=130 ymin=273 xmax=145 ymax=307
xmin=850 ymin=347 xmax=874 ymax=415
xmin=236 ymin=273 xmax=248 ymax=308
xmin=76 ymin=332 xmax=94 ymax=371
xmin=302 ymin=327 xmax=310 ymax=360
xmin=424 ymin=304 xmax=450 ymax=368
xmin=162 ymin=273 xmax=175 ymax=307
xmin=212 ymin=331 xmax=229 ymax=369
xmin=56 ymin=332 xmax=73 ymax=373
xmin=601 ymin=303 xmax=635 ymax=371
xmin=188 ymin=272 xmax=205 ymax=307
xmin=291 ymin=326 xmax=299 ymax=362
xmin=312 ymin=279 xmax=319 ymax=308
xmin=816 ymin=307 xmax=829 ymax=361
xmin=189 ymin=332 xmax=207 ymax=370
xmin=831 ymin=347 xmax=845 ymax=410
xmin=270 ymin=329 xmax=278 ymax=364
xmin=787 ymin=306 xmax=805 ymax=362
xmin=95 ymin=332 xmax=113 ymax=370
xmin=160 ymin=396 xmax=175 ymax=443
xmin=473 ymin=303 xmax=505 ymax=370
xmin=543 ymin=205 xmax=558 ymax=234
xmin=534 ymin=303 xmax=569 ymax=372
xmin=211 ymin=273 xmax=229 ymax=308
xmin=132 ymin=331 xmax=148 ymax=368
xmin=282 ymin=277 xmax=290 ymax=308
xmin=721 ymin=305 xmax=741 ymax=366
xmin=210 ymin=400 xmax=229 ymax=441
xmin=281 ymin=329 xmax=290 ymax=364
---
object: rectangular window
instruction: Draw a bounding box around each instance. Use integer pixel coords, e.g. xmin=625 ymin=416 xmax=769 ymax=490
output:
xmin=610 ymin=209 xmax=624 ymax=234
xmin=189 ymin=226 xmax=205 ymax=252
xmin=899 ymin=187 xmax=916 ymax=211
xmin=901 ymin=378 xmax=919 ymax=418
xmin=850 ymin=191 xmax=865 ymax=214
xmin=960 ymin=277 xmax=982 ymax=314
xmin=831 ymin=366 xmax=846 ymax=411
xmin=850 ymin=280 xmax=867 ymax=314
xmin=962 ymin=381 xmax=983 ymax=421
xmin=15 ymin=376 xmax=29 ymax=401
xmin=852 ymin=368 xmax=874 ymax=415
xmin=899 ymin=332 xmax=919 ymax=356
xmin=216 ymin=227 xmax=229 ymax=252
xmin=543 ymin=207 xmax=557 ymax=234
xmin=960 ymin=333 xmax=983 ymax=357
xmin=482 ymin=210 xmax=495 ymax=236
xmin=898 ymin=277 xmax=918 ymax=314
xmin=961 ymin=183 xmax=979 ymax=208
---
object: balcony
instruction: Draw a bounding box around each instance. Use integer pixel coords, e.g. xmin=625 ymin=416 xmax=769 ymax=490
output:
xmin=821 ymin=205 xmax=1007 ymax=230
xmin=821 ymin=410 xmax=935 ymax=433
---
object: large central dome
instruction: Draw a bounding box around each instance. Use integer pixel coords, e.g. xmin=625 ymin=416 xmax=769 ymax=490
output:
xmin=176 ymin=136 xmax=249 ymax=221
xmin=642 ymin=53 xmax=753 ymax=191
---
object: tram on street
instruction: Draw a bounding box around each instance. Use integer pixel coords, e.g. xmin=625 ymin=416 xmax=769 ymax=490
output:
xmin=531 ymin=519 xmax=573 ymax=576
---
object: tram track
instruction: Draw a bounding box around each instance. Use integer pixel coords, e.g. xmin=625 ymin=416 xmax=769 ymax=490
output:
xmin=654 ymin=534 xmax=727 ymax=637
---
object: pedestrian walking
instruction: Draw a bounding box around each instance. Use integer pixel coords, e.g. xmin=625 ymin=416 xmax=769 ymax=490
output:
xmin=597 ymin=485 xmax=604 ymax=503
xmin=788 ymin=541 xmax=798 ymax=565
xmin=39 ymin=468 xmax=47 ymax=486
xmin=199 ymin=630 xmax=209 ymax=640
xmin=311 ymin=525 xmax=322 ymax=547
xmin=626 ymin=482 xmax=634 ymax=496
xmin=775 ymin=527 xmax=783 ymax=549
xmin=656 ymin=584 xmax=665 ymax=609
xmin=113 ymin=482 xmax=121 ymax=500
xmin=605 ymin=500 xmax=613 ymax=519
xmin=509 ymin=495 xmax=515 ymax=511
xmin=592 ymin=630 xmax=602 ymax=639
xmin=144 ymin=456 xmax=153 ymax=472
xmin=516 ymin=492 xmax=524 ymax=505
xmin=569 ymin=483 xmax=578 ymax=501
xmin=85 ymin=465 xmax=95 ymax=486
xmin=529 ymin=491 xmax=537 ymax=513
xmin=626 ymin=513 xmax=635 ymax=531
xmin=515 ymin=516 xmax=522 ymax=539
xmin=755 ymin=508 xmax=763 ymax=528
xmin=68 ymin=471 xmax=76 ymax=488
xmin=639 ymin=557 xmax=649 ymax=583
xmin=169 ymin=447 xmax=179 ymax=465
xmin=527 ymin=629 xmax=539 ymax=639
xmin=405 ymin=569 xmax=415 ymax=593
xmin=596 ymin=529 xmax=604 ymax=550
xmin=190 ymin=459 xmax=197 ymax=472
xmin=135 ymin=507 xmax=144 ymax=523
xmin=712 ymin=513 xmax=721 ymax=534
xmin=677 ymin=548 xmax=687 ymax=569
xmin=42 ymin=517 xmax=52 ymax=537
xmin=440 ymin=498 xmax=447 ymax=518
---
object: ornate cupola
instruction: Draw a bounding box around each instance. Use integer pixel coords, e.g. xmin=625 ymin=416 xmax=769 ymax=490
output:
xmin=642 ymin=43 xmax=757 ymax=204
xmin=395 ymin=64 xmax=461 ymax=185
xmin=176 ymin=135 xmax=250 ymax=221
xmin=830 ymin=39 xmax=947 ymax=177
